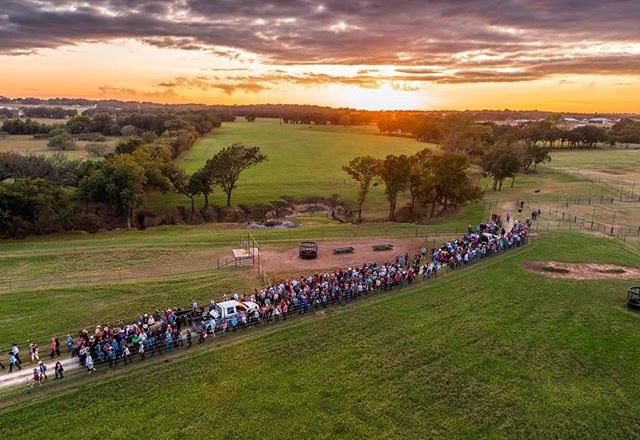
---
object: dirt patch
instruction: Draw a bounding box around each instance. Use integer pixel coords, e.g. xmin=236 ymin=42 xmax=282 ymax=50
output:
xmin=522 ymin=261 xmax=640 ymax=280
xmin=259 ymin=237 xmax=426 ymax=275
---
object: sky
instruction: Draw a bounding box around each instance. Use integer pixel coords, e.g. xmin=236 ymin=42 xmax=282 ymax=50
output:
xmin=1 ymin=0 xmax=640 ymax=112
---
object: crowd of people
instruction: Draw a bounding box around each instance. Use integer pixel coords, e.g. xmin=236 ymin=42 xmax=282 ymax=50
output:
xmin=2 ymin=215 xmax=530 ymax=387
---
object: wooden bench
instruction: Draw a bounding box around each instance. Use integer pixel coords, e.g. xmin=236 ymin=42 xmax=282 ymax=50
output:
xmin=333 ymin=247 xmax=355 ymax=254
xmin=372 ymin=243 xmax=394 ymax=251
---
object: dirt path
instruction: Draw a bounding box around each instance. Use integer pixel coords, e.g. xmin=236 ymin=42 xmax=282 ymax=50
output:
xmin=0 ymin=356 xmax=80 ymax=390
xmin=259 ymin=237 xmax=426 ymax=276
xmin=522 ymin=261 xmax=640 ymax=280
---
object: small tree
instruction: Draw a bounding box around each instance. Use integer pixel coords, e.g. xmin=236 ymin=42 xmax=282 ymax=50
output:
xmin=374 ymin=154 xmax=410 ymax=221
xmin=79 ymin=155 xmax=146 ymax=228
xmin=407 ymin=149 xmax=432 ymax=210
xmin=120 ymin=125 xmax=138 ymax=137
xmin=342 ymin=155 xmax=377 ymax=222
xmin=205 ymin=143 xmax=268 ymax=207
xmin=191 ymin=167 xmax=213 ymax=208
xmin=171 ymin=169 xmax=199 ymax=213
xmin=47 ymin=129 xmax=76 ymax=150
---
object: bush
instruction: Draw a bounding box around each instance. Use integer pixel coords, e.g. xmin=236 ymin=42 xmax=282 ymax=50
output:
xmin=47 ymin=131 xmax=76 ymax=150
xmin=75 ymin=132 xmax=106 ymax=142
xmin=85 ymin=143 xmax=110 ymax=158
xmin=120 ymin=125 xmax=138 ymax=137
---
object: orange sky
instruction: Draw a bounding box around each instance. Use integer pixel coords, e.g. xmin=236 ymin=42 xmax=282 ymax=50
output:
xmin=2 ymin=40 xmax=639 ymax=112
xmin=2 ymin=1 xmax=640 ymax=113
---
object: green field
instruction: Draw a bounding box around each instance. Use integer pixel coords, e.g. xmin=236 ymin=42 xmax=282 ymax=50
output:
xmin=149 ymin=118 xmax=431 ymax=217
xmin=1 ymin=231 xmax=639 ymax=439
xmin=0 ymin=134 xmax=120 ymax=158
xmin=3 ymin=121 xmax=640 ymax=438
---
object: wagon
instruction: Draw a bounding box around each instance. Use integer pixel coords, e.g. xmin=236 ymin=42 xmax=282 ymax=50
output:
xmin=299 ymin=241 xmax=318 ymax=259
xmin=333 ymin=247 xmax=355 ymax=254
xmin=628 ymin=286 xmax=640 ymax=310
xmin=372 ymin=243 xmax=394 ymax=251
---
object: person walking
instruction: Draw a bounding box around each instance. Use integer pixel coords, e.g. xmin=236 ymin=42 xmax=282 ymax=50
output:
xmin=0 ymin=354 xmax=5 ymax=370
xmin=66 ymin=335 xmax=73 ymax=354
xmin=107 ymin=347 xmax=117 ymax=368
xmin=38 ymin=361 xmax=48 ymax=381
xmin=8 ymin=352 xmax=21 ymax=372
xmin=50 ymin=336 xmax=61 ymax=359
xmin=122 ymin=344 xmax=133 ymax=365
xmin=138 ymin=340 xmax=145 ymax=360
xmin=85 ymin=353 xmax=95 ymax=372
xmin=11 ymin=344 xmax=22 ymax=366
xmin=29 ymin=342 xmax=40 ymax=362
xmin=54 ymin=361 xmax=64 ymax=379
xmin=32 ymin=368 xmax=41 ymax=385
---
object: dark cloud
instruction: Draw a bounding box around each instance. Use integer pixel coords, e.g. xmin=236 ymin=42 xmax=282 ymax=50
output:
xmin=2 ymin=0 xmax=640 ymax=83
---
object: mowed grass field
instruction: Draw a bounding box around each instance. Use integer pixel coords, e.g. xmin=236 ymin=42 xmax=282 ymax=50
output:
xmin=1 ymin=231 xmax=639 ymax=439
xmin=148 ymin=118 xmax=431 ymax=217
xmin=0 ymin=205 xmax=486 ymax=345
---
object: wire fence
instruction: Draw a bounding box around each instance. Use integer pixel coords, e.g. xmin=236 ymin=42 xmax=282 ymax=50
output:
xmin=534 ymin=208 xmax=640 ymax=242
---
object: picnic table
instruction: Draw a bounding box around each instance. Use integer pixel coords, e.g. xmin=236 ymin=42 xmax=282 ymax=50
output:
xmin=333 ymin=246 xmax=355 ymax=254
xmin=372 ymin=243 xmax=394 ymax=251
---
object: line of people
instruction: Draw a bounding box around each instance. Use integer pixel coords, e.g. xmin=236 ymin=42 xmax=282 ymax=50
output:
xmin=2 ymin=216 xmax=529 ymax=386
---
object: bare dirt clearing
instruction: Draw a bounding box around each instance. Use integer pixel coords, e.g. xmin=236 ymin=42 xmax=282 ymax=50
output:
xmin=259 ymin=237 xmax=426 ymax=275
xmin=522 ymin=261 xmax=640 ymax=280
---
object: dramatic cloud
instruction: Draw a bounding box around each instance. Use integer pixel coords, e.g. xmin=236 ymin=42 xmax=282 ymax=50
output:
xmin=2 ymin=0 xmax=640 ymax=84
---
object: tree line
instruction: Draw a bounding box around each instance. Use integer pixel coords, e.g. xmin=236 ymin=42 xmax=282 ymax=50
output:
xmin=0 ymin=139 xmax=268 ymax=237
xmin=377 ymin=113 xmax=640 ymax=150
xmin=1 ymin=109 xmax=233 ymax=159
xmin=344 ymin=149 xmax=481 ymax=222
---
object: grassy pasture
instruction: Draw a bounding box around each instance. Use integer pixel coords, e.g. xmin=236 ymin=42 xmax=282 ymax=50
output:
xmin=0 ymin=204 xmax=486 ymax=345
xmin=0 ymin=134 xmax=120 ymax=158
xmin=148 ymin=118 xmax=431 ymax=216
xmin=1 ymin=231 xmax=639 ymax=439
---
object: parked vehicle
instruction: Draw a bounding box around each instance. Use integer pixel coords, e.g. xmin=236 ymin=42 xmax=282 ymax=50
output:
xmin=209 ymin=300 xmax=259 ymax=327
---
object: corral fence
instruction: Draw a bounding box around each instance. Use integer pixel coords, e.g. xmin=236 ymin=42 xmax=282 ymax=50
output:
xmin=534 ymin=208 xmax=640 ymax=242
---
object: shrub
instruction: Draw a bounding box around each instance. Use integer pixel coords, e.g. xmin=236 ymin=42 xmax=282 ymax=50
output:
xmin=85 ymin=143 xmax=110 ymax=158
xmin=47 ymin=130 xmax=76 ymax=150
xmin=75 ymin=132 xmax=107 ymax=142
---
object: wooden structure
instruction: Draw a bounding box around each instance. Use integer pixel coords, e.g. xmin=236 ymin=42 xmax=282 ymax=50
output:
xmin=299 ymin=241 xmax=318 ymax=259
xmin=628 ymin=286 xmax=640 ymax=310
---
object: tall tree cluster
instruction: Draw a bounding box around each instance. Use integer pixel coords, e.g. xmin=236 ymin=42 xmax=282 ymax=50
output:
xmin=344 ymin=149 xmax=481 ymax=222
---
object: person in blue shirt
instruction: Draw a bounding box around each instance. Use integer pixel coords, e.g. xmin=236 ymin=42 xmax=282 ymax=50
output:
xmin=66 ymin=335 xmax=73 ymax=354
xmin=8 ymin=352 xmax=21 ymax=372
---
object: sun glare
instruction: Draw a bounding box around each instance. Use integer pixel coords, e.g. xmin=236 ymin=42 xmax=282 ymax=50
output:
xmin=338 ymin=83 xmax=427 ymax=111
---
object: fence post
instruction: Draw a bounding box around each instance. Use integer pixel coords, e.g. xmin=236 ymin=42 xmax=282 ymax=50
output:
xmin=118 ymin=268 xmax=122 ymax=281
